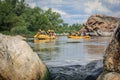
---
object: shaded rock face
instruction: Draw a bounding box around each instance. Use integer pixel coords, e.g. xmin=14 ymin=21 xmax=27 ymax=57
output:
xmin=84 ymin=14 xmax=120 ymax=36
xmin=97 ymin=23 xmax=120 ymax=80
xmin=0 ymin=34 xmax=48 ymax=80
xmin=104 ymin=23 xmax=120 ymax=72
xmin=48 ymin=60 xmax=103 ymax=80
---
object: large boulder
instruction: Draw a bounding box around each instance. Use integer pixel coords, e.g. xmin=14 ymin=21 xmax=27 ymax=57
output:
xmin=84 ymin=14 xmax=120 ymax=36
xmin=97 ymin=23 xmax=120 ymax=80
xmin=0 ymin=34 xmax=49 ymax=80
xmin=104 ymin=23 xmax=120 ymax=72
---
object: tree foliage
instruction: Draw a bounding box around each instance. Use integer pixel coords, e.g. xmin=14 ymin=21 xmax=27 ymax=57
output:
xmin=0 ymin=0 xmax=83 ymax=36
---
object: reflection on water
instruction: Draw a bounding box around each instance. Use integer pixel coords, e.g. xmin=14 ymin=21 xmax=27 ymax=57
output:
xmin=85 ymin=45 xmax=106 ymax=54
xmin=28 ymin=36 xmax=111 ymax=66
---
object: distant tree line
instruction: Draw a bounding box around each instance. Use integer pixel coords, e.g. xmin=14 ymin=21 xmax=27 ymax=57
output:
xmin=0 ymin=0 xmax=83 ymax=37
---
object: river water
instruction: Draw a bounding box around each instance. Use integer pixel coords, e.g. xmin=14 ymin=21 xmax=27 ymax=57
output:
xmin=28 ymin=36 xmax=111 ymax=66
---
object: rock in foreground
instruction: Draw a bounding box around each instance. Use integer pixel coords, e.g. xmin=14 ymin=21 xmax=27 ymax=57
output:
xmin=97 ymin=23 xmax=120 ymax=80
xmin=97 ymin=72 xmax=120 ymax=80
xmin=48 ymin=60 xmax=103 ymax=80
xmin=0 ymin=34 xmax=49 ymax=80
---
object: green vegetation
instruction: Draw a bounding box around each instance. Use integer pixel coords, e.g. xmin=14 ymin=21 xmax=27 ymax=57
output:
xmin=0 ymin=0 xmax=83 ymax=37
xmin=43 ymin=67 xmax=51 ymax=80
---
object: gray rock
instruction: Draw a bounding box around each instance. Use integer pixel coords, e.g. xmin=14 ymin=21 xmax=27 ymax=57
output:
xmin=48 ymin=60 xmax=103 ymax=80
xmin=85 ymin=67 xmax=103 ymax=80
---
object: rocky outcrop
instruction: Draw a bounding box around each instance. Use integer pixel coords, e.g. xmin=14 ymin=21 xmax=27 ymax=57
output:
xmin=97 ymin=23 xmax=120 ymax=80
xmin=0 ymin=33 xmax=49 ymax=80
xmin=48 ymin=60 xmax=103 ymax=80
xmin=84 ymin=14 xmax=120 ymax=36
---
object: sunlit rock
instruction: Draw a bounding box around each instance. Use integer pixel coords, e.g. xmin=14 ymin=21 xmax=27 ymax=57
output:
xmin=84 ymin=14 xmax=120 ymax=36
xmin=0 ymin=33 xmax=49 ymax=80
xmin=97 ymin=72 xmax=120 ymax=80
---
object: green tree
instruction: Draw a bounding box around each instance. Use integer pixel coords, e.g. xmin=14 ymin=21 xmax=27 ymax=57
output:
xmin=0 ymin=0 xmax=83 ymax=36
xmin=45 ymin=8 xmax=64 ymax=31
xmin=0 ymin=0 xmax=27 ymax=35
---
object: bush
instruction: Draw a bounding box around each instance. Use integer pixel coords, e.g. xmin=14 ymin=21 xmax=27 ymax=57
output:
xmin=11 ymin=26 xmax=29 ymax=35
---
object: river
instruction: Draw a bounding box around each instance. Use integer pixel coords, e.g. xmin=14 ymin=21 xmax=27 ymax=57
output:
xmin=28 ymin=36 xmax=111 ymax=66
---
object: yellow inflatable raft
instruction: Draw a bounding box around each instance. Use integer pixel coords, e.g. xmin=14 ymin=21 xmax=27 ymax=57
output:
xmin=68 ymin=36 xmax=91 ymax=39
